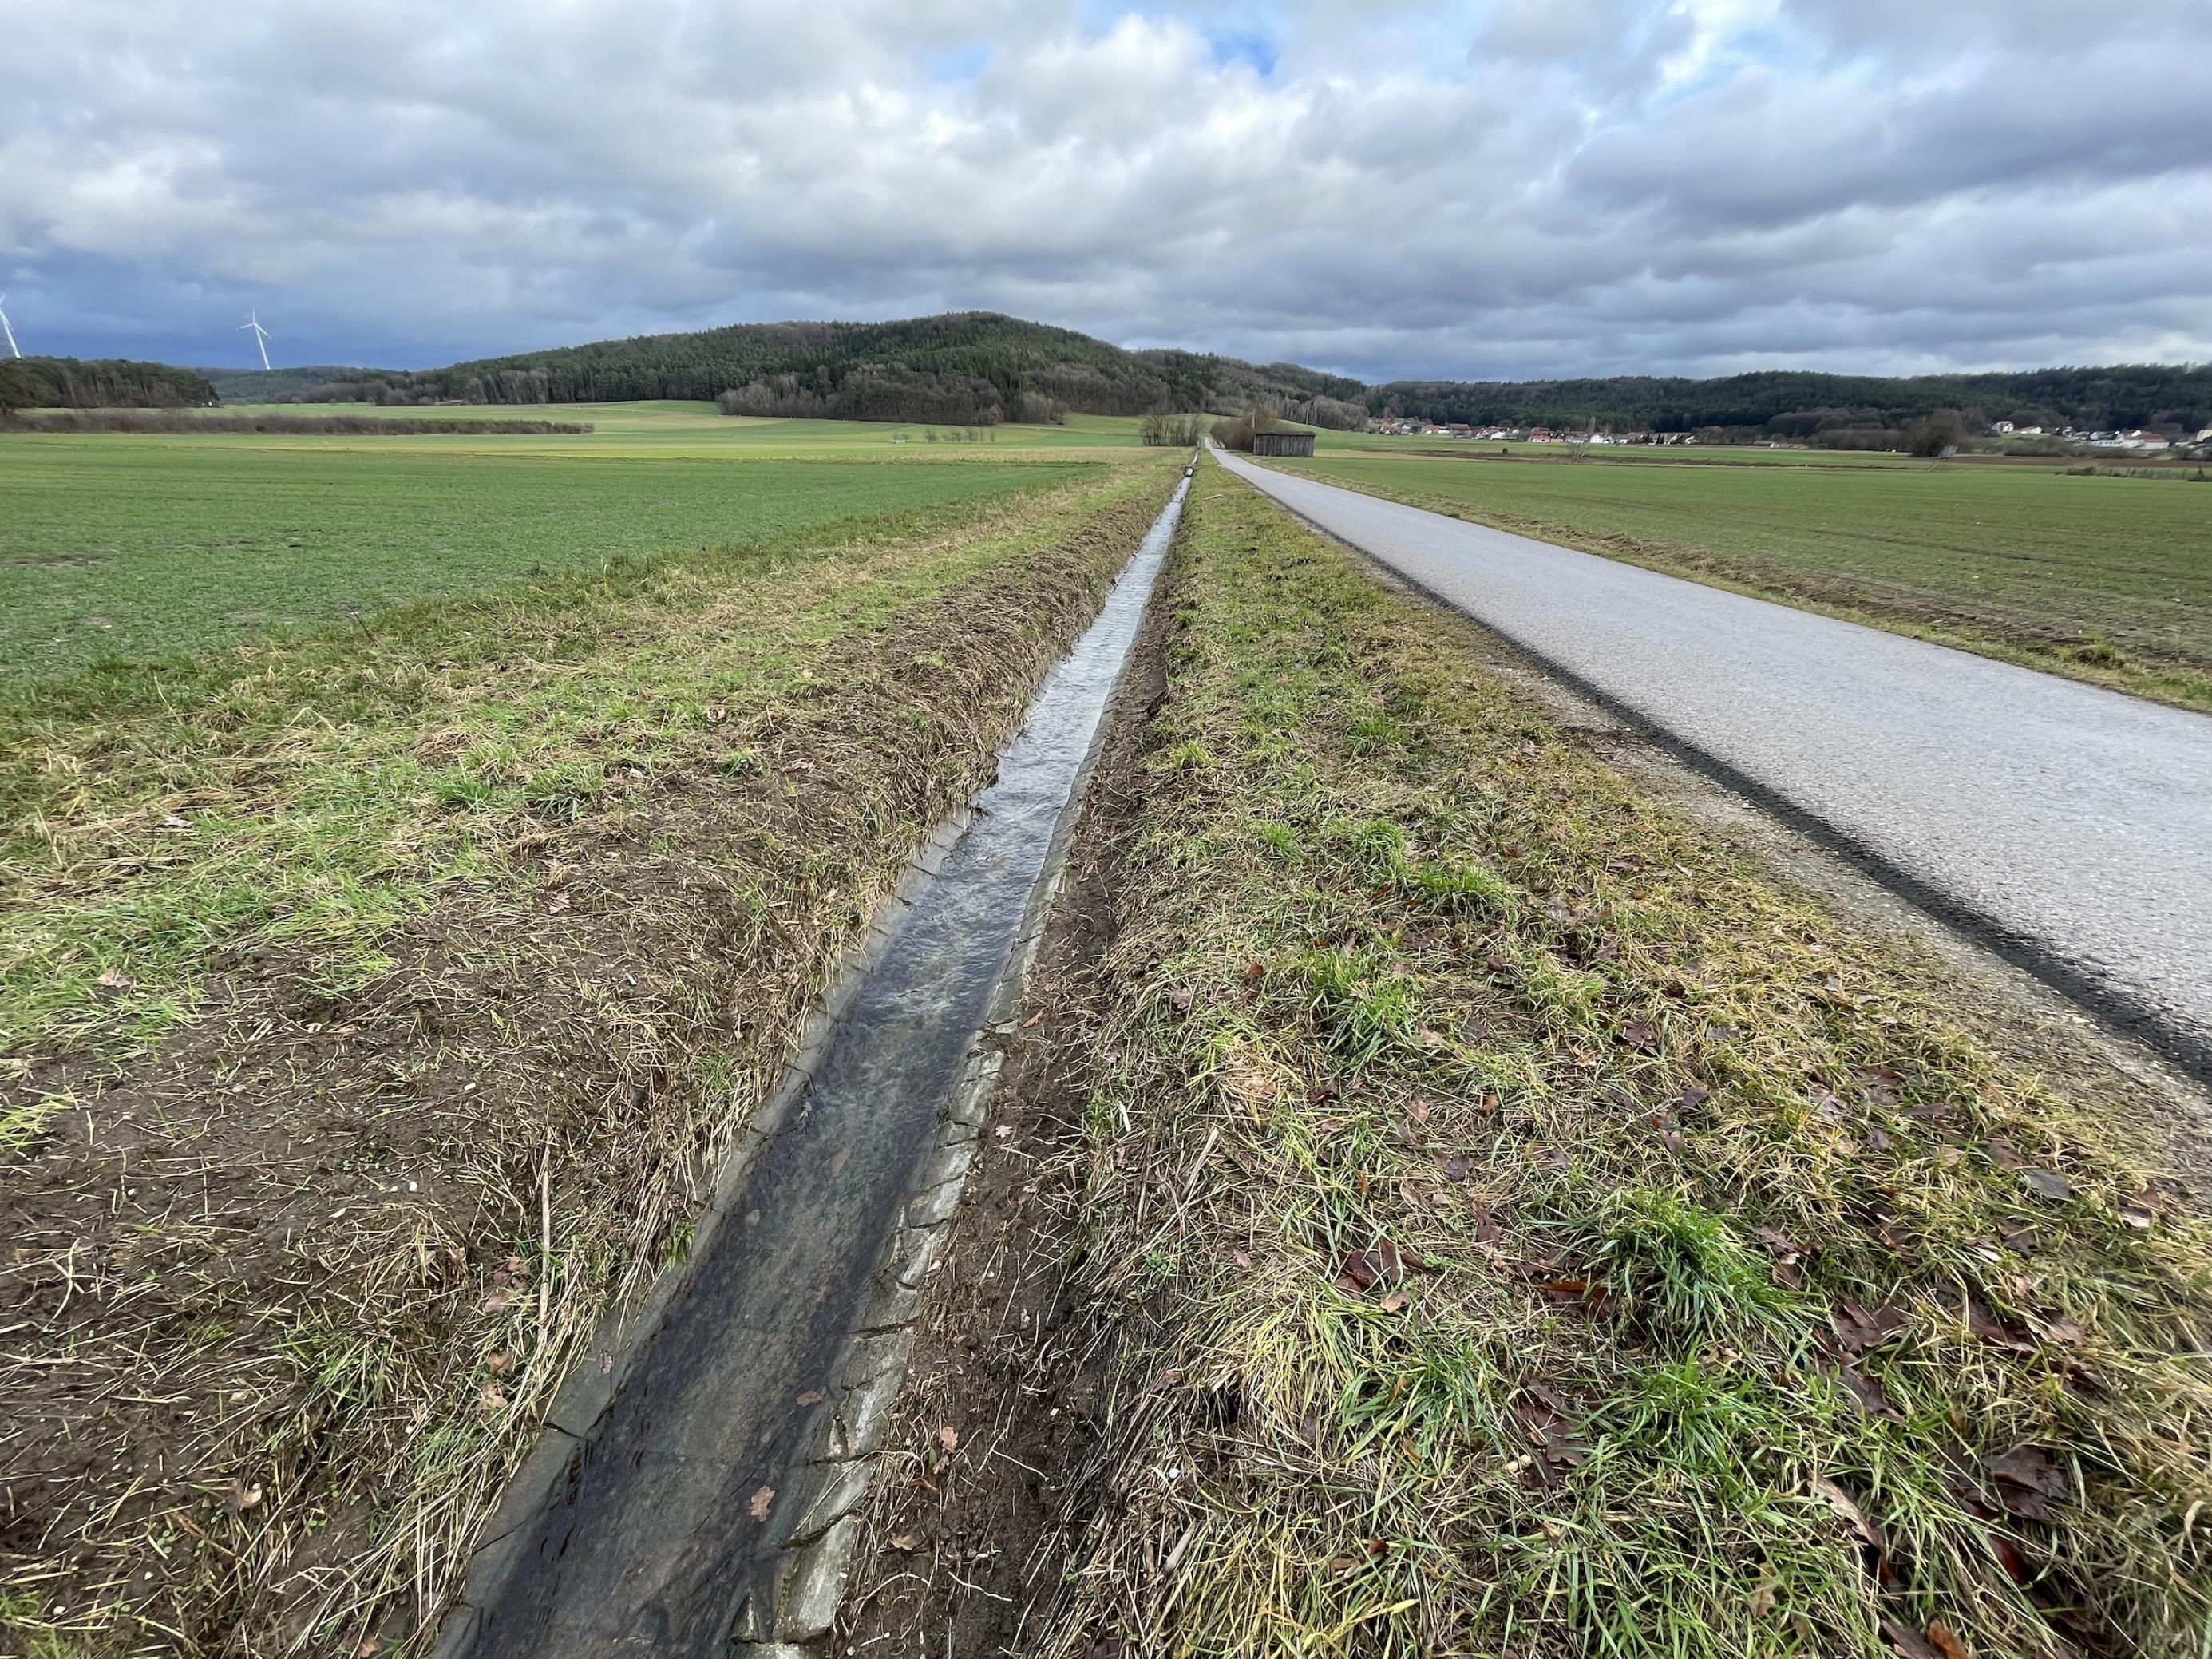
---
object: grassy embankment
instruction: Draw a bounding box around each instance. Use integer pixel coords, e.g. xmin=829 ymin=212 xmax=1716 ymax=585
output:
xmin=0 ymin=403 xmax=1152 ymax=683
xmin=1040 ymin=461 xmax=2210 ymax=1657
xmin=1264 ymin=445 xmax=2212 ymax=711
xmin=0 ymin=445 xmax=1179 ymax=1655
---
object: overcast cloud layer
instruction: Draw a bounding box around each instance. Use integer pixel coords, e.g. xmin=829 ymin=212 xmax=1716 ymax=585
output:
xmin=4 ymin=0 xmax=2206 ymax=380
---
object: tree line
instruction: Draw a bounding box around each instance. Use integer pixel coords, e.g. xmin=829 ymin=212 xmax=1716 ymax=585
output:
xmin=1367 ymin=365 xmax=2212 ymax=441
xmin=0 ymin=357 xmax=216 ymax=412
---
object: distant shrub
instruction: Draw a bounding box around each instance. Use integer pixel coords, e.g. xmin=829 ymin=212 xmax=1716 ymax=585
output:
xmin=1139 ymin=412 xmax=1205 ymax=446
xmin=1905 ymin=411 xmax=1964 ymax=457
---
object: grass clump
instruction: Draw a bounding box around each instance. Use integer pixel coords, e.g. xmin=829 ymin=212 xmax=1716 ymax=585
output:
xmin=1039 ymin=457 xmax=2212 ymax=1659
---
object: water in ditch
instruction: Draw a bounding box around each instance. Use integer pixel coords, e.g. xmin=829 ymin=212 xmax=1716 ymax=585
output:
xmin=459 ymin=477 xmax=1189 ymax=1657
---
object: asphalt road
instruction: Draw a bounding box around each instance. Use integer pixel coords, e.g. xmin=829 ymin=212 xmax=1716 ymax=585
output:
xmin=1213 ymin=446 xmax=2212 ymax=1076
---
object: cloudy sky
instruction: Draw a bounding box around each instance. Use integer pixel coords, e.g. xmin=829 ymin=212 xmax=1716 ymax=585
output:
xmin=4 ymin=0 xmax=2206 ymax=382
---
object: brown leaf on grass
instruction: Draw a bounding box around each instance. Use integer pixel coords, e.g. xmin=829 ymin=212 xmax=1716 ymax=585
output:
xmin=795 ymin=1389 xmax=824 ymax=1407
xmin=2021 ymin=1167 xmax=2072 ymax=1201
xmin=1616 ymin=1020 xmax=1656 ymax=1051
xmin=1988 ymin=1446 xmax=2068 ymax=1522
xmin=1753 ymin=1226 xmax=1805 ymax=1263
xmin=2000 ymin=1221 xmax=2036 ymax=1255
xmin=1092 ymin=1641 xmax=1126 ymax=1659
xmin=484 ymin=1351 xmax=513 ymax=1375
xmin=1406 ymin=1097 xmax=1430 ymax=1126
xmin=1379 ymin=1289 xmax=1409 ymax=1313
xmin=1961 ymin=1301 xmax=2035 ymax=1355
xmin=1812 ymin=1477 xmax=1889 ymax=1577
xmin=1982 ymin=1140 xmax=2025 ymax=1170
xmin=937 ymin=1425 xmax=960 ymax=1453
xmin=1511 ymin=1393 xmax=1587 ymax=1488
xmin=1832 ymin=1299 xmax=1909 ymax=1354
xmin=1747 ymin=1582 xmax=1779 ymax=1619
xmin=1434 ymin=1151 xmax=1470 ymax=1182
xmin=1233 ymin=1248 xmax=1252 ymax=1269
xmin=480 ymin=1289 xmax=512 ymax=1314
xmin=1854 ymin=1064 xmax=1905 ymax=1103
xmin=1924 ymin=1619 xmax=1969 ymax=1659
xmin=1830 ymin=1363 xmax=1899 ymax=1419
xmin=226 ymin=1477 xmax=265 ymax=1515
xmin=1880 ymin=1617 xmax=1943 ymax=1659
xmin=478 ymin=1382 xmax=507 ymax=1411
xmin=1336 ymin=1239 xmax=1407 ymax=1294
xmin=2040 ymin=1314 xmax=2086 ymax=1348
xmin=1168 ymin=985 xmax=1194 ymax=1012
xmin=888 ymin=1533 xmax=920 ymax=1553
xmin=748 ymin=1486 xmax=774 ymax=1522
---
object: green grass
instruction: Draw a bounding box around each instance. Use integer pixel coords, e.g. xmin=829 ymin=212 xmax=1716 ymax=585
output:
xmin=1271 ymin=443 xmax=2212 ymax=709
xmin=0 ymin=423 xmax=1118 ymax=683
xmin=1046 ymin=457 xmax=2212 ymax=1659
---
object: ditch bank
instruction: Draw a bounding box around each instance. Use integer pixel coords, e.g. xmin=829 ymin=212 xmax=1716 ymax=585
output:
xmin=440 ymin=477 xmax=1192 ymax=1657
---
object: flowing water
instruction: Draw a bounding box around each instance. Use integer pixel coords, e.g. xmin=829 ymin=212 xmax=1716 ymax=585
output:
xmin=457 ymin=477 xmax=1189 ymax=1657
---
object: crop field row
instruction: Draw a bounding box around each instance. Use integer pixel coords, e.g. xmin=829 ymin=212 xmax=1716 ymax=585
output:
xmin=0 ymin=407 xmax=1148 ymax=686
xmin=1269 ymin=445 xmax=2212 ymax=709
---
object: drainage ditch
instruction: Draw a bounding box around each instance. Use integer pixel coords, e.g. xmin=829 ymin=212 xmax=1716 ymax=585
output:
xmin=437 ymin=475 xmax=1191 ymax=1658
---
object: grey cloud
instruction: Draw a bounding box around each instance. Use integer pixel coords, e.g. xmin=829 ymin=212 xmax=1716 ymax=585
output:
xmin=0 ymin=0 xmax=2202 ymax=379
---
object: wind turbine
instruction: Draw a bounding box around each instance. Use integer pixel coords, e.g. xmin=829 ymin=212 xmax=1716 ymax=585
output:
xmin=240 ymin=310 xmax=272 ymax=371
xmin=0 ymin=294 xmax=19 ymax=359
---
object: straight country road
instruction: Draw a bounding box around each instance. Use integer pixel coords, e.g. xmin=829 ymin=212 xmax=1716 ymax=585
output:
xmin=1212 ymin=446 xmax=2212 ymax=1079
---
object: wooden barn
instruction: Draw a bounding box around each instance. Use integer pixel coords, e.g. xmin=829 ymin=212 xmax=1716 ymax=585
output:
xmin=1251 ymin=430 xmax=1316 ymax=457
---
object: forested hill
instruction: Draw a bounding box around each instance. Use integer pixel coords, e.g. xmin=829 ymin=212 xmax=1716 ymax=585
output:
xmin=0 ymin=357 xmax=216 ymax=410
xmin=200 ymin=365 xmax=390 ymax=402
xmin=191 ymin=309 xmax=2209 ymax=438
xmin=250 ymin=312 xmax=1371 ymax=426
xmin=1370 ymin=365 xmax=2212 ymax=438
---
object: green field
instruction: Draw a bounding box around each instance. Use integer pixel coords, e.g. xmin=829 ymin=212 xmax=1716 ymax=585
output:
xmin=0 ymin=403 xmax=1151 ymax=685
xmin=1272 ymin=442 xmax=2212 ymax=708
